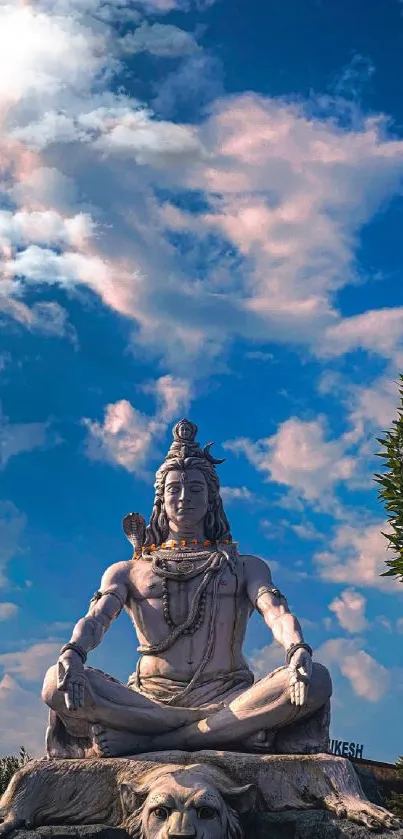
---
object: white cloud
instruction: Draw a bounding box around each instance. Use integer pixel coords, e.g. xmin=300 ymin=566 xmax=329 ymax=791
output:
xmin=320 ymin=308 xmax=403 ymax=363
xmin=190 ymin=96 xmax=403 ymax=353
xmin=328 ymin=588 xmax=367 ymax=633
xmin=9 ymin=166 xmax=79 ymax=212
xmin=0 ymin=603 xmax=19 ymax=621
xmin=0 ymin=4 xmax=109 ymax=103
xmin=397 ymin=618 xmax=403 ymax=634
xmin=84 ymin=400 xmax=160 ymax=473
xmin=290 ymin=521 xmax=324 ymax=541
xmin=319 ymin=638 xmax=390 ymax=702
xmin=0 ymin=210 xmax=95 ymax=250
xmin=225 ymin=416 xmax=355 ymax=502
xmin=3 ymin=246 xmax=142 ymax=326
xmin=9 ymin=100 xmax=206 ymax=166
xmin=0 ymin=296 xmax=73 ymax=340
xmin=248 ymin=641 xmax=284 ymax=679
xmin=35 ymin=0 xmax=140 ymax=20
xmin=91 ymin=109 xmax=205 ymax=166
xmin=0 ymin=502 xmax=26 ymax=589
xmin=220 ymin=486 xmax=255 ymax=503
xmin=0 ymin=405 xmax=50 ymax=469
xmin=315 ymin=521 xmax=397 ymax=592
xmin=0 ymin=675 xmax=47 ymax=757
xmin=121 ymin=22 xmax=199 ymax=57
xmin=2 ymin=0 xmax=403 ymax=378
xmin=83 ymin=375 xmax=191 ymax=473
xmin=347 ymin=373 xmax=400 ymax=442
xmin=0 ymin=642 xmax=60 ymax=684
xmin=316 ymin=368 xmax=400 ymax=492
xmin=152 ymin=375 xmax=192 ymax=422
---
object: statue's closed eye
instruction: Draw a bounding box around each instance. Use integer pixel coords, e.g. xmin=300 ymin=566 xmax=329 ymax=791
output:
xmin=197 ymin=806 xmax=217 ymax=820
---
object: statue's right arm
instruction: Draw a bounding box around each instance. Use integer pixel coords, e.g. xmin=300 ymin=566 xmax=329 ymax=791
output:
xmin=56 ymin=562 xmax=131 ymax=711
xmin=69 ymin=561 xmax=130 ymax=654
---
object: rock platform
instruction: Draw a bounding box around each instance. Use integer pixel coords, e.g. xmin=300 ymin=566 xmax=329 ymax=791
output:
xmin=1 ymin=751 xmax=401 ymax=838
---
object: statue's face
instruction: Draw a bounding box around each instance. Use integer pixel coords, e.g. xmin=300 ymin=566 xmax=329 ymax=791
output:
xmin=164 ymin=468 xmax=208 ymax=533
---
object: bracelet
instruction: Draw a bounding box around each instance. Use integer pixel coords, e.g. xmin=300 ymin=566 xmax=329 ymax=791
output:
xmin=286 ymin=642 xmax=313 ymax=665
xmin=60 ymin=642 xmax=87 ymax=663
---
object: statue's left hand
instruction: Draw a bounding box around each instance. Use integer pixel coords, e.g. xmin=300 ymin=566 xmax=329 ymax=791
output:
xmin=57 ymin=651 xmax=86 ymax=711
xmin=288 ymin=648 xmax=312 ymax=707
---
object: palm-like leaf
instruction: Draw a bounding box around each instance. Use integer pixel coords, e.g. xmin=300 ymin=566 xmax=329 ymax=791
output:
xmin=375 ymin=375 xmax=403 ymax=581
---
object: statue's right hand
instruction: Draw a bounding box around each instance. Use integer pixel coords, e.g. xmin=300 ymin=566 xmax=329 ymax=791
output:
xmin=57 ymin=651 xmax=86 ymax=711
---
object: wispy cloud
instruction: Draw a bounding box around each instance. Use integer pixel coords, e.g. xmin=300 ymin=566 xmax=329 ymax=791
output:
xmin=225 ymin=416 xmax=355 ymax=502
xmin=0 ymin=675 xmax=47 ymax=757
xmin=0 ymin=602 xmax=19 ymax=622
xmin=315 ymin=521 xmax=397 ymax=593
xmin=0 ymin=404 xmax=50 ymax=469
xmin=328 ymin=588 xmax=368 ymax=634
xmin=248 ymin=641 xmax=284 ymax=679
xmin=320 ymin=308 xmax=403 ymax=365
xmin=121 ymin=22 xmax=199 ymax=57
xmin=220 ymin=485 xmax=255 ymax=504
xmin=0 ymin=642 xmax=60 ymax=684
xmin=0 ymin=502 xmax=26 ymax=589
xmin=319 ymin=638 xmax=390 ymax=703
xmin=83 ymin=375 xmax=191 ymax=474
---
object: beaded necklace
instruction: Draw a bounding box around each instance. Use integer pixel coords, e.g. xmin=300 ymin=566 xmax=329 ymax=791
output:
xmin=137 ymin=550 xmax=225 ymax=650
xmin=152 ymin=551 xmax=215 ymax=635
xmin=134 ymin=538 xmax=235 ymax=560
xmin=151 ymin=551 xmax=218 ymax=635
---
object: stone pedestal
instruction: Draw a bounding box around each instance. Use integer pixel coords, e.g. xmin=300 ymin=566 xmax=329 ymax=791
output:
xmin=1 ymin=751 xmax=401 ymax=838
xmin=9 ymin=812 xmax=403 ymax=839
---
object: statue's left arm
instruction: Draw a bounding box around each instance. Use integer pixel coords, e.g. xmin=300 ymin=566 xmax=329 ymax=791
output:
xmin=245 ymin=554 xmax=313 ymax=706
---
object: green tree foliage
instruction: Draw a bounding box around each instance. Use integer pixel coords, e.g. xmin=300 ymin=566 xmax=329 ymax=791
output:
xmin=0 ymin=747 xmax=31 ymax=796
xmin=375 ymin=376 xmax=403 ymax=581
xmin=387 ymin=757 xmax=403 ymax=817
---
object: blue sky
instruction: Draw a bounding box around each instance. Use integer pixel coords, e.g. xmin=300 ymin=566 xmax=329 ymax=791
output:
xmin=1 ymin=0 xmax=403 ymax=762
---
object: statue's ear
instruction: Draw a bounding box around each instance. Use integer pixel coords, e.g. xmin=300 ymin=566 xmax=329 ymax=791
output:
xmin=222 ymin=783 xmax=257 ymax=814
xmin=119 ymin=782 xmax=146 ymax=816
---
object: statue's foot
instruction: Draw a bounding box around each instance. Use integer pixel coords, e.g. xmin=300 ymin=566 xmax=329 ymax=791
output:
xmin=239 ymin=729 xmax=276 ymax=753
xmin=91 ymin=724 xmax=153 ymax=758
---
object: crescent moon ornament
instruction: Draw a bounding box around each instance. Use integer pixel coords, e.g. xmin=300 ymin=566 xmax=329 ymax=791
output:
xmin=203 ymin=442 xmax=225 ymax=465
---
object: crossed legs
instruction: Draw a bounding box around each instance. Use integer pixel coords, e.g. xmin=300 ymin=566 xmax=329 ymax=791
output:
xmin=42 ymin=662 xmax=332 ymax=758
xmin=147 ymin=662 xmax=332 ymax=752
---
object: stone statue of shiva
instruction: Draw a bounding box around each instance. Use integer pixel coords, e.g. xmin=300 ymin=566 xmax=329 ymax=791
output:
xmin=42 ymin=419 xmax=332 ymax=759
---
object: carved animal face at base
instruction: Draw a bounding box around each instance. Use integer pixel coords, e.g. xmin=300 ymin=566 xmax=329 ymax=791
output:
xmin=119 ymin=764 xmax=255 ymax=839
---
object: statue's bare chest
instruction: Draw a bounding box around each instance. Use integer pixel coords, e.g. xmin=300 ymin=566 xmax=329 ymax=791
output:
xmin=128 ymin=556 xmax=241 ymax=604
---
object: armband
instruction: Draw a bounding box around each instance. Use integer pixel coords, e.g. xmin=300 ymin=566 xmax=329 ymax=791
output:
xmin=89 ymin=588 xmax=125 ymax=615
xmin=255 ymin=585 xmax=286 ymax=608
xmin=60 ymin=642 xmax=87 ymax=663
